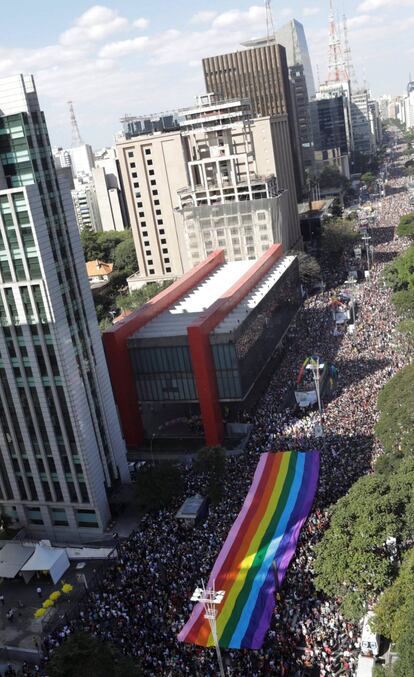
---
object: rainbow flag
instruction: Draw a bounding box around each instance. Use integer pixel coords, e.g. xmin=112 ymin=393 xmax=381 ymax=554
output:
xmin=178 ymin=450 xmax=320 ymax=649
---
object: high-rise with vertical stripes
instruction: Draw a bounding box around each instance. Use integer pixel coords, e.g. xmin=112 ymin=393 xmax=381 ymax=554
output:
xmin=0 ymin=75 xmax=128 ymax=540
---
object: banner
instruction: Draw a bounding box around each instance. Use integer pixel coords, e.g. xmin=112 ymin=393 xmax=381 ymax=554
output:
xmin=178 ymin=450 xmax=320 ymax=649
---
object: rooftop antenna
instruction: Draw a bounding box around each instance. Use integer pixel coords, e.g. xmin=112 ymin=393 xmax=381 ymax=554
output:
xmin=265 ymin=0 xmax=276 ymax=43
xmin=67 ymin=100 xmax=83 ymax=147
xmin=327 ymin=0 xmax=348 ymax=83
xmin=343 ymin=13 xmax=358 ymax=89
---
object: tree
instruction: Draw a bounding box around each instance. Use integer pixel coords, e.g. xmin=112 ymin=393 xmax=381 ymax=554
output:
xmin=313 ymin=459 xmax=414 ymax=621
xmin=375 ymin=363 xmax=414 ymax=459
xmin=115 ymin=281 xmax=173 ymax=313
xmin=194 ymin=446 xmax=226 ymax=503
xmin=80 ymin=230 xmax=132 ymax=264
xmin=320 ymin=218 xmax=357 ymax=258
xmin=47 ymin=631 xmax=141 ymax=677
xmin=393 ymin=595 xmax=414 ymax=677
xmin=384 ymin=244 xmax=414 ymax=292
xmin=361 ymin=171 xmax=377 ymax=190
xmin=372 ymin=548 xmax=414 ymax=644
xmin=397 ymin=214 xmax=414 ymax=240
xmin=397 ymin=318 xmax=414 ymax=347
xmin=392 ymin=290 xmax=414 ymax=318
xmin=318 ymin=166 xmax=349 ymax=190
xmin=113 ymin=238 xmax=138 ymax=276
xmin=291 ymin=250 xmax=321 ymax=286
xmin=135 ymin=462 xmax=185 ymax=511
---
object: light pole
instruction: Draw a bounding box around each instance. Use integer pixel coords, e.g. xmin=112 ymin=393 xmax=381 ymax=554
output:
xmin=191 ymin=582 xmax=226 ymax=677
xmin=306 ymin=358 xmax=325 ymax=443
xmin=361 ymin=234 xmax=372 ymax=271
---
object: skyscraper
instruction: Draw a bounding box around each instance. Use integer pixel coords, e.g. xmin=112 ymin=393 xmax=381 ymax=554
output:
xmin=202 ymin=43 xmax=303 ymax=198
xmin=0 ymin=75 xmax=128 ymax=539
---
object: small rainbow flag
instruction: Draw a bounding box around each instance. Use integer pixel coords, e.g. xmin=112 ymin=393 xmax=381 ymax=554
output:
xmin=178 ymin=450 xmax=320 ymax=649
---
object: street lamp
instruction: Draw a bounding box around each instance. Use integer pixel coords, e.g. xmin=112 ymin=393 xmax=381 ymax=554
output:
xmin=306 ymin=358 xmax=326 ymax=447
xmin=191 ymin=582 xmax=226 ymax=677
xmin=345 ymin=278 xmax=357 ymax=325
xmin=361 ymin=234 xmax=372 ymax=271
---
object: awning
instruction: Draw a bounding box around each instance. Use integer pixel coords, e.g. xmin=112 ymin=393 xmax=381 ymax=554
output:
xmin=0 ymin=543 xmax=35 ymax=578
xmin=21 ymin=543 xmax=70 ymax=584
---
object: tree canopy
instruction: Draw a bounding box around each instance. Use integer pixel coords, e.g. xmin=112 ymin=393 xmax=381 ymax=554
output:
xmin=46 ymin=631 xmax=141 ymax=677
xmin=115 ymin=281 xmax=173 ymax=313
xmin=317 ymin=166 xmax=349 ymax=190
xmin=372 ymin=547 xmax=414 ymax=643
xmin=292 ymin=250 xmax=321 ymax=286
xmin=313 ymin=458 xmax=414 ymax=621
xmin=320 ymin=218 xmax=358 ymax=258
xmin=194 ymin=446 xmax=226 ymax=503
xmin=396 ymin=213 xmax=414 ymax=240
xmin=135 ymin=462 xmax=185 ymax=511
xmin=375 ymin=363 xmax=414 ymax=459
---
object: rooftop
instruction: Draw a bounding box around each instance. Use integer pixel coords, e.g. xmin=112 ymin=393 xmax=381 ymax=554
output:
xmin=132 ymin=260 xmax=250 ymax=340
xmin=129 ymin=253 xmax=296 ymax=342
xmin=213 ymin=255 xmax=296 ymax=335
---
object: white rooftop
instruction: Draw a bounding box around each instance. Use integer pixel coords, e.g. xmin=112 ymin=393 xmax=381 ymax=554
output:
xmin=132 ymin=255 xmax=296 ymax=341
xmin=213 ymin=255 xmax=296 ymax=335
xmin=134 ymin=261 xmax=250 ymax=339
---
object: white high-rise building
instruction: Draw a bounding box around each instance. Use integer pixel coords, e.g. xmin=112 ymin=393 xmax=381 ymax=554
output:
xmin=0 ymin=74 xmax=128 ymax=540
xmin=116 ymin=94 xmax=300 ymax=287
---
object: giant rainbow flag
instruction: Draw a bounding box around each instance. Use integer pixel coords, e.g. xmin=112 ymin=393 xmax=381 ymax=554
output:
xmin=178 ymin=450 xmax=320 ymax=649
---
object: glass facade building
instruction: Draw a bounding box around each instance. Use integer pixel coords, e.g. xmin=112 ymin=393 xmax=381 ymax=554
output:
xmin=0 ymin=74 xmax=128 ymax=538
xmin=128 ymin=256 xmax=300 ymax=434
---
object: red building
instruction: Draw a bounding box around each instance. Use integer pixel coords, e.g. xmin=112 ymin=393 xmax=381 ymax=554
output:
xmin=103 ymin=245 xmax=300 ymax=449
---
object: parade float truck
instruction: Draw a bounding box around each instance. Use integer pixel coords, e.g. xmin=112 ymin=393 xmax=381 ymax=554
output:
xmin=294 ymin=356 xmax=337 ymax=409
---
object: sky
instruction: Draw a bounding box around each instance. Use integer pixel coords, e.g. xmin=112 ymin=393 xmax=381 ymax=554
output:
xmin=1 ymin=0 xmax=413 ymax=148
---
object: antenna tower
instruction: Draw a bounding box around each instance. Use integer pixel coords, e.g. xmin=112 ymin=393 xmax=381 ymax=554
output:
xmin=67 ymin=100 xmax=83 ymax=147
xmin=327 ymin=0 xmax=348 ymax=84
xmin=265 ymin=0 xmax=276 ymax=43
xmin=342 ymin=14 xmax=357 ymax=88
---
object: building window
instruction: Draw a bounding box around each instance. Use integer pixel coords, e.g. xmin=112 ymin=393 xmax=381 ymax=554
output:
xmin=139 ymin=212 xmax=145 ymax=218
xmin=162 ymin=248 xmax=168 ymax=254
xmin=76 ymin=509 xmax=99 ymax=528
xmin=157 ymin=219 xmax=163 ymax=226
xmin=140 ymin=221 xmax=146 ymax=227
xmin=165 ymin=267 xmax=171 ymax=273
xmin=160 ymin=238 xmax=166 ymax=244
xmin=155 ymin=209 xmax=161 ymax=216
xmin=131 ymin=172 xmax=137 ymax=178
xmin=164 ymin=257 xmax=170 ymax=263
xmin=145 ymin=148 xmax=151 ymax=155
xmin=128 ymin=151 xmax=134 ymax=158
xmin=130 ymin=162 xmax=136 ymax=168
xmin=148 ymin=169 xmax=155 ymax=176
xmin=147 ymin=259 xmax=153 ymax=265
xmin=147 ymin=159 xmax=153 ymax=166
xmin=142 ymin=231 xmax=148 ymax=237
xmin=137 ymin=201 xmax=142 ymax=208
xmin=159 ymin=229 xmax=165 ymax=235
xmin=145 ymin=249 xmax=151 ymax=255
xmin=51 ymin=508 xmax=68 ymax=527
xmin=149 ymin=268 xmax=155 ymax=274
xmin=27 ymin=507 xmax=44 ymax=525
xmin=150 ymin=179 xmax=156 ymax=186
xmin=144 ymin=240 xmax=150 ymax=247
xmin=154 ymin=199 xmax=160 ymax=206
xmin=152 ymin=190 xmax=158 ymax=196
xmin=133 ymin=182 xmax=139 ymax=188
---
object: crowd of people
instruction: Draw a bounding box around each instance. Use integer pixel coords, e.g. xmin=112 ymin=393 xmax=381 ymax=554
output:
xmin=35 ymin=146 xmax=413 ymax=676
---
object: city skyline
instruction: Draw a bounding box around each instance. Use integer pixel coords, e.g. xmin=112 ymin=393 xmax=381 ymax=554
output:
xmin=1 ymin=0 xmax=413 ymax=147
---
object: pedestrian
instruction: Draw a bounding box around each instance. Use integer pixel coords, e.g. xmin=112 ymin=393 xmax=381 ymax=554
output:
xmin=36 ymin=586 xmax=42 ymax=598
xmin=0 ymin=593 xmax=4 ymax=606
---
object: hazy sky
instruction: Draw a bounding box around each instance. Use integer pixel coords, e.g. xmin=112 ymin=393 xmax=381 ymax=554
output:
xmin=1 ymin=0 xmax=413 ymax=147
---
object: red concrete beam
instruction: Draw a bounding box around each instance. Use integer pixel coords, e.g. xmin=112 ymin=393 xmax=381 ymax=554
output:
xmin=103 ymin=249 xmax=225 ymax=447
xmin=188 ymin=244 xmax=283 ymax=446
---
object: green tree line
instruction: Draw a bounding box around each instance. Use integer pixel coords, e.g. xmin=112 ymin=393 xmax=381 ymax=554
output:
xmin=313 ymin=213 xmax=414 ymax=675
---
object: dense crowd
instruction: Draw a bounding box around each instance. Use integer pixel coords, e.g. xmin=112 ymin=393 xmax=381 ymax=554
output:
xmin=35 ymin=151 xmax=412 ymax=676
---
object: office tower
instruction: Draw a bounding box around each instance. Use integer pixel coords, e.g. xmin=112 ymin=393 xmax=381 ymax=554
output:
xmin=0 ymin=75 xmax=128 ymax=539
xmin=116 ymin=128 xmax=188 ymax=285
xmin=68 ymin=143 xmax=95 ymax=180
xmin=116 ymin=94 xmax=301 ymax=285
xmin=71 ymin=178 xmax=102 ymax=232
xmin=274 ymin=19 xmax=316 ymax=98
xmin=368 ymin=100 xmax=382 ymax=148
xmin=93 ymin=147 xmax=128 ymax=231
xmin=310 ymin=95 xmax=351 ymax=178
xmin=202 ymin=43 xmax=303 ymax=198
xmin=350 ymin=89 xmax=375 ymax=156
xmin=175 ymin=94 xmax=300 ymax=268
xmin=243 ymin=21 xmax=315 ymax=178
xmin=288 ymin=64 xmax=314 ymax=171
xmin=404 ymin=82 xmax=414 ymax=129
xmin=120 ymin=113 xmax=179 ymax=139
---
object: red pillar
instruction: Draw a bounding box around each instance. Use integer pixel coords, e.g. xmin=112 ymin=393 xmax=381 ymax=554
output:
xmin=102 ymin=250 xmax=226 ymax=447
xmin=188 ymin=244 xmax=284 ymax=446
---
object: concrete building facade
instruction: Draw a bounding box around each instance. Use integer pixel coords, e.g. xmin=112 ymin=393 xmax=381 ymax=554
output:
xmin=117 ymin=95 xmax=301 ymax=287
xmin=103 ymin=245 xmax=300 ymax=447
xmin=0 ymin=74 xmax=128 ymax=540
xmin=202 ymin=43 xmax=304 ymax=198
